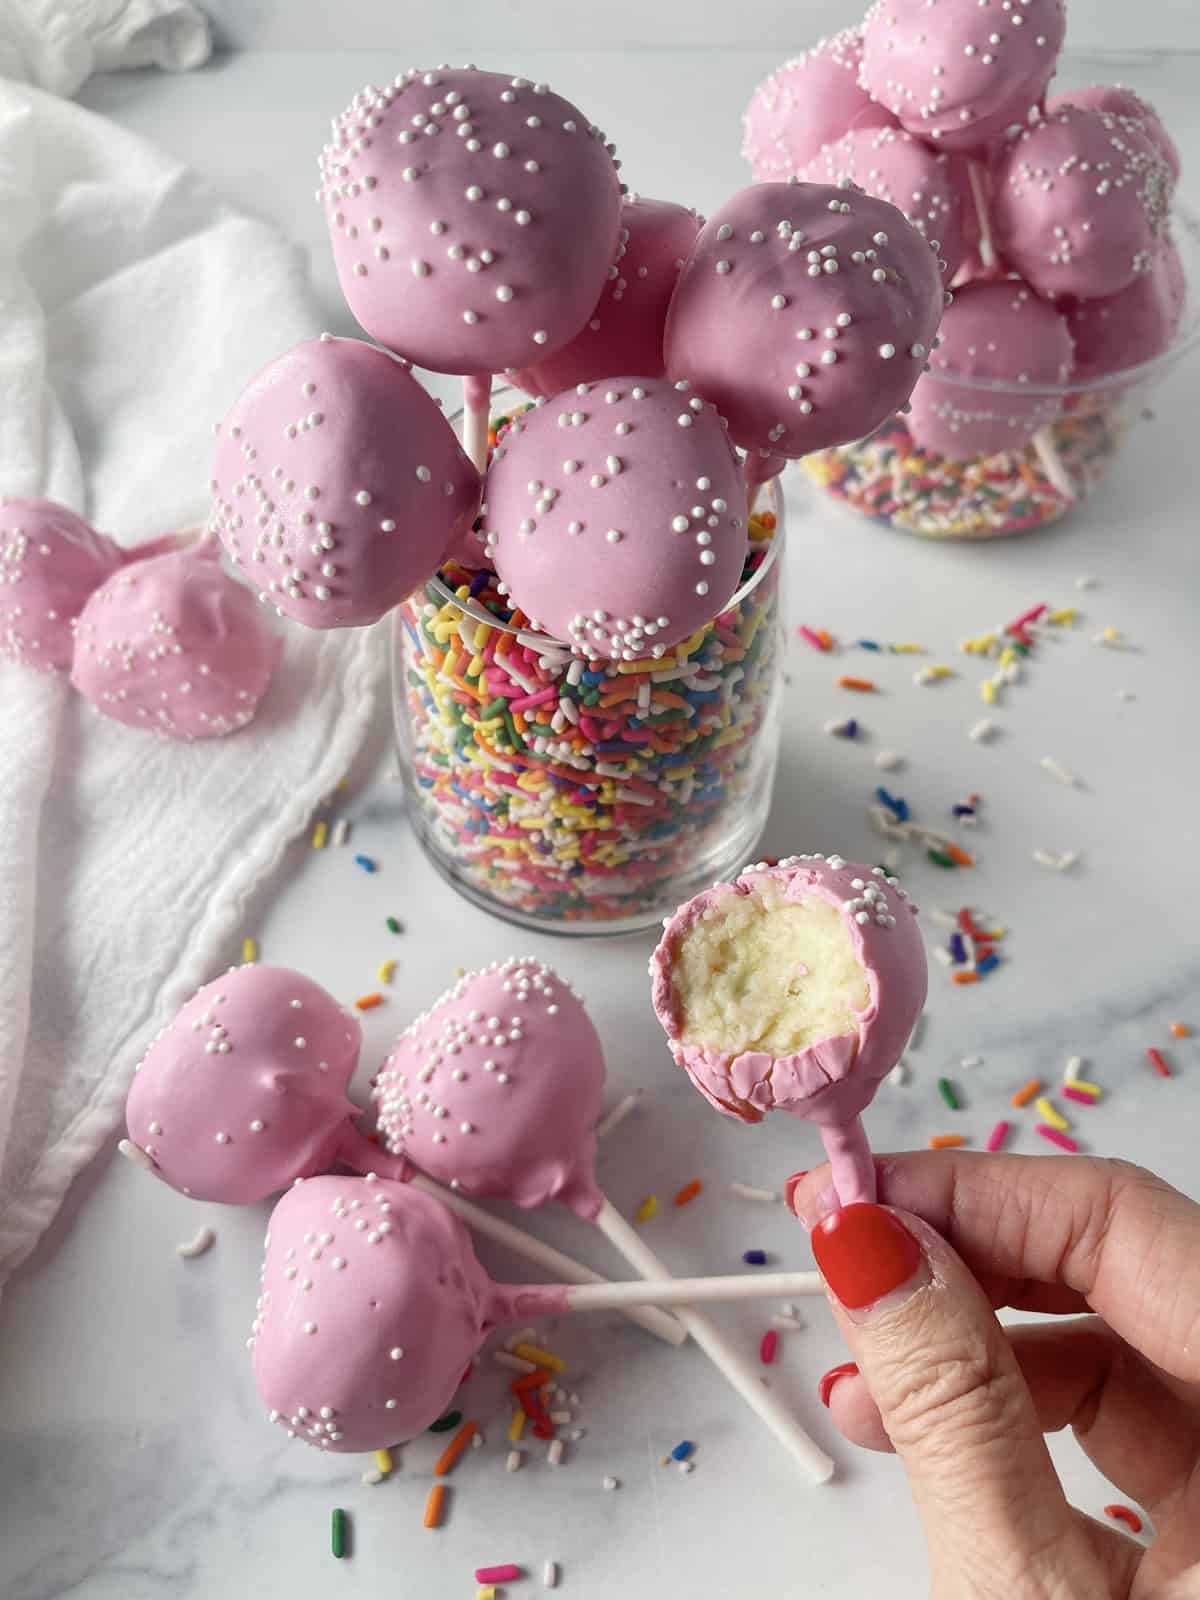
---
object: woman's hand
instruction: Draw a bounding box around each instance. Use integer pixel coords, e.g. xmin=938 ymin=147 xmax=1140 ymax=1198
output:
xmin=786 ymin=1154 xmax=1200 ymax=1598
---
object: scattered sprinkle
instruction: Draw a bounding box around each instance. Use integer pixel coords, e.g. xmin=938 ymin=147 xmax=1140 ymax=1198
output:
xmin=602 ymin=1476 xmax=620 ymax=1491
xmin=760 ymin=1330 xmax=779 ymax=1365
xmin=422 ymin=1484 xmax=447 ymax=1529
xmin=373 ymin=1448 xmax=393 ymax=1477
xmin=876 ymin=786 xmax=909 ymax=822
xmin=514 ymin=1343 xmax=565 ymax=1374
xmin=1039 ymin=756 xmax=1077 ymax=787
xmin=332 ymin=818 xmax=351 ymax=847
xmin=929 ymin=1134 xmax=965 ymax=1149
xmin=353 ymin=854 xmax=378 ymax=873
xmin=1062 ymin=1087 xmax=1096 ymax=1107
xmin=386 ymin=915 xmax=403 ymax=934
xmin=434 ymin=1421 xmax=477 ymax=1476
xmin=311 ymin=820 xmax=328 ymax=850
xmin=476 ymin=1566 xmax=522 ymax=1585
xmin=914 ymin=664 xmax=954 ymax=685
xmin=743 ymin=1249 xmax=768 ymax=1266
xmin=1035 ymin=1097 xmax=1070 ymax=1132
xmin=1147 ymin=1047 xmax=1172 ymax=1079
xmin=355 ymin=993 xmax=384 ymax=1011
xmin=495 ymin=1350 xmax=538 ymax=1375
xmin=678 ymin=1459 xmax=696 ymax=1475
xmin=361 ymin=1468 xmax=383 ymax=1486
xmin=242 ymin=936 xmax=258 ymax=963
xmin=730 ymin=1182 xmax=778 ymax=1204
xmin=874 ymin=750 xmax=902 ymax=771
xmin=506 ymin=1449 xmax=523 ymax=1472
xmin=176 ymin=1226 xmax=215 ymax=1260
xmin=378 ymin=959 xmax=397 ymax=984
xmin=508 ymin=1409 xmax=526 ymax=1442
xmin=968 ymin=718 xmax=996 ymax=743
xmin=960 ymin=1055 xmax=984 ymax=1071
xmin=986 ymin=1121 xmax=1010 ymax=1153
xmin=331 ymin=1507 xmax=348 ymax=1559
xmin=674 ymin=1179 xmax=703 ymax=1207
xmin=547 ymin=1438 xmax=565 ymax=1467
xmin=838 ymin=676 xmax=876 ymax=692
xmin=1170 ymin=1022 xmax=1190 ymax=1038
xmin=1036 ymin=1125 xmax=1078 ymax=1153
xmin=543 ymin=1558 xmax=560 ymax=1588
xmin=824 ymin=717 xmax=859 ymax=738
xmin=798 ymin=624 xmax=832 ymax=651
xmin=1076 ymin=575 xmax=1097 ymax=590
xmin=1033 ymin=848 xmax=1079 ymax=872
xmin=937 ymin=1077 xmax=961 ymax=1111
xmin=1104 ymin=1505 xmax=1143 ymax=1534
xmin=1011 ymin=1078 xmax=1042 ymax=1107
xmin=634 ymin=1195 xmax=658 ymax=1224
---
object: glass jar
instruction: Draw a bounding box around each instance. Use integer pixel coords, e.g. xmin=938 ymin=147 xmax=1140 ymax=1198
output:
xmin=391 ymin=406 xmax=785 ymax=935
xmin=803 ymin=205 xmax=1200 ymax=540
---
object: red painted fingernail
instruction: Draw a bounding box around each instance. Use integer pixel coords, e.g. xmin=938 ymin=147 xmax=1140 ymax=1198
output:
xmin=818 ymin=1361 xmax=859 ymax=1408
xmin=812 ymin=1203 xmax=923 ymax=1311
xmin=784 ymin=1171 xmax=808 ymax=1214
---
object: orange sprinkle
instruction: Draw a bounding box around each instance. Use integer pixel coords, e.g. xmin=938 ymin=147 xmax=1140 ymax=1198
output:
xmin=838 ymin=676 xmax=876 ymax=692
xmin=815 ymin=628 xmax=835 ymax=650
xmin=1170 ymin=1022 xmax=1189 ymax=1038
xmin=674 ymin=1179 xmax=704 ymax=1207
xmin=355 ymin=993 xmax=384 ymax=1011
xmin=951 ymin=971 xmax=978 ymax=986
xmin=757 ymin=511 xmax=777 ymax=531
xmin=943 ymin=844 xmax=974 ymax=868
xmin=434 ymin=1420 xmax=478 ymax=1477
xmin=929 ymin=1134 xmax=966 ymax=1149
xmin=423 ymin=1484 xmax=448 ymax=1529
xmin=1011 ymin=1078 xmax=1042 ymax=1107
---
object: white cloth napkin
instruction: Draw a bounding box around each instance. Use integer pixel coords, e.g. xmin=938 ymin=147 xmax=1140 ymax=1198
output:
xmin=0 ymin=0 xmax=210 ymax=98
xmin=0 ymin=79 xmax=384 ymax=1290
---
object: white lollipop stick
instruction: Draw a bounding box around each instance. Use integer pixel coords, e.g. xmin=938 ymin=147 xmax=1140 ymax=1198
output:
xmin=967 ymin=161 xmax=997 ymax=273
xmin=563 ymin=1267 xmax=824 ymax=1310
xmin=594 ymin=1198 xmax=835 ymax=1483
xmin=1032 ymin=428 xmax=1076 ymax=501
xmin=462 ymin=374 xmax=492 ymax=474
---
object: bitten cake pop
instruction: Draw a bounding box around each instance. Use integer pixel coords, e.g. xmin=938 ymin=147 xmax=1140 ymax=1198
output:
xmin=1064 ymin=242 xmax=1187 ymax=383
xmin=990 ymin=104 xmax=1175 ymax=302
xmin=905 ymin=278 xmax=1074 ymax=459
xmin=318 ymin=68 xmax=623 ymax=378
xmin=664 ymin=182 xmax=945 ymax=458
xmin=209 ymin=336 xmax=480 ymax=628
xmin=508 ymin=197 xmax=703 ymax=400
xmin=798 ymin=126 xmax=971 ymax=281
xmin=1048 ymin=85 xmax=1181 ymax=183
xmin=70 ymin=541 xmax=281 ymax=738
xmin=651 ymin=855 xmax=927 ymax=1207
xmin=0 ymin=498 xmax=125 ymax=672
xmin=859 ymin=0 xmax=1066 ymax=156
xmin=250 ymin=1175 xmax=824 ymax=1453
xmin=742 ymin=29 xmax=896 ymax=181
xmin=476 ymin=376 xmax=747 ymax=656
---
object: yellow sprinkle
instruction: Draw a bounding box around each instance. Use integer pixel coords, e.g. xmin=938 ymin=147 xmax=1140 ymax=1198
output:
xmin=478 ymin=1588 xmax=497 ymax=1600
xmin=242 ymin=937 xmax=258 ymax=963
xmin=998 ymin=646 xmax=1017 ymax=668
xmin=1048 ymin=607 xmax=1078 ymax=625
xmin=1103 ymin=625 xmax=1119 ymax=639
xmin=311 ymin=820 xmax=328 ymax=850
xmin=980 ymin=678 xmax=997 ymax=705
xmin=508 ymin=1408 xmax=526 ymax=1442
xmin=889 ymin=642 xmax=926 ymax=654
xmin=635 ymin=1194 xmax=658 ymax=1224
xmin=378 ymin=959 xmax=397 ymax=985
xmin=1065 ymin=1078 xmax=1102 ymax=1100
xmin=374 ymin=1448 xmax=393 ymax=1476
xmin=1035 ymin=1096 xmax=1070 ymax=1132
xmin=513 ymin=1342 xmax=565 ymax=1373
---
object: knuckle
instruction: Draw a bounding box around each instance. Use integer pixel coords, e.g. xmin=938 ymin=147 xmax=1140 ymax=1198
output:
xmin=880 ymin=1330 xmax=1030 ymax=1461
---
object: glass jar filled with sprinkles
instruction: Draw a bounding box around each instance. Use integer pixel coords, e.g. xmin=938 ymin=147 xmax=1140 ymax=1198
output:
xmin=392 ymin=401 xmax=785 ymax=934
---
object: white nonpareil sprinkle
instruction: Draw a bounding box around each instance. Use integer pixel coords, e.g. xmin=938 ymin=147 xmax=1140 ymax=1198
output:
xmin=361 ymin=1468 xmax=384 ymax=1486
xmin=176 ymin=1226 xmax=216 ymax=1260
xmin=678 ymin=1459 xmax=695 ymax=1475
xmin=969 ymin=718 xmax=996 ymax=742
xmin=547 ymin=1438 xmax=565 ymax=1466
xmin=874 ymin=750 xmax=902 ymax=771
xmin=332 ymin=818 xmax=351 ymax=847
xmin=1063 ymin=1054 xmax=1087 ymax=1084
xmin=602 ymin=1475 xmax=620 ymax=1491
xmin=506 ymin=1450 xmax=524 ymax=1473
xmin=542 ymin=1559 xmax=560 ymax=1588
xmin=1039 ymin=755 xmax=1077 ymax=787
xmin=729 ymin=1181 xmax=778 ymax=1205
xmin=960 ymin=1055 xmax=984 ymax=1070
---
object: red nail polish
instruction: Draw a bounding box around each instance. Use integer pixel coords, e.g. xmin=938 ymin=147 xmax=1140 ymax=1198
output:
xmin=783 ymin=1171 xmax=808 ymax=1214
xmin=818 ymin=1361 xmax=859 ymax=1408
xmin=812 ymin=1203 xmax=923 ymax=1310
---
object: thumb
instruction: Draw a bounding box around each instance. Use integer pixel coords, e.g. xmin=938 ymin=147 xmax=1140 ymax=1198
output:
xmin=808 ymin=1203 xmax=1109 ymax=1599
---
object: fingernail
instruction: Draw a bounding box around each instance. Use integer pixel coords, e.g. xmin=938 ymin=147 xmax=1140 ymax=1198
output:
xmin=785 ymin=1170 xmax=837 ymax=1231
xmin=783 ymin=1171 xmax=808 ymax=1213
xmin=812 ymin=1203 xmax=924 ymax=1312
xmin=818 ymin=1361 xmax=859 ymax=1408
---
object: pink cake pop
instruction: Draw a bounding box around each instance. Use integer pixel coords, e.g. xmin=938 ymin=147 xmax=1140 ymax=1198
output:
xmin=476 ymin=377 xmax=747 ymax=657
xmin=1048 ymin=85 xmax=1181 ymax=184
xmin=318 ymin=68 xmax=623 ymax=377
xmin=798 ymin=126 xmax=971 ymax=281
xmin=990 ymin=104 xmax=1175 ymax=302
xmin=209 ymin=336 xmax=480 ymax=629
xmin=905 ymin=278 xmax=1074 ymax=459
xmin=1064 ymin=242 xmax=1187 ymax=383
xmin=663 ymin=182 xmax=945 ymax=458
xmin=859 ymin=0 xmax=1066 ymax=156
xmin=742 ymin=29 xmax=896 ymax=181
xmin=0 ymin=498 xmax=126 ymax=673
xmin=70 ymin=541 xmax=281 ymax=738
xmin=650 ymin=854 xmax=927 ymax=1207
xmin=507 ymin=197 xmax=703 ymax=400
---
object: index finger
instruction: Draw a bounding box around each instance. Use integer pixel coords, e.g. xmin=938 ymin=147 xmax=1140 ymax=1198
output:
xmin=788 ymin=1152 xmax=1200 ymax=1385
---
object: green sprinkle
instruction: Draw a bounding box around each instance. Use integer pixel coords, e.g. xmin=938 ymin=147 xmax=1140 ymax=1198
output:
xmin=331 ymin=1507 xmax=348 ymax=1559
xmin=429 ymin=1410 xmax=462 ymax=1433
xmin=937 ymin=1077 xmax=960 ymax=1111
xmin=927 ymin=848 xmax=957 ymax=868
xmin=386 ymin=916 xmax=403 ymax=934
xmin=481 ymin=697 xmax=509 ymax=719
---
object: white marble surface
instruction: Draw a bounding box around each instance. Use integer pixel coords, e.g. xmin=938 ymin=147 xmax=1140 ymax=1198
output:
xmin=1 ymin=40 xmax=1199 ymax=1600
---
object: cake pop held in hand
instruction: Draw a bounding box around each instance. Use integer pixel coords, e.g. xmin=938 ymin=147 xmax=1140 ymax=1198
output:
xmin=0 ymin=499 xmax=125 ymax=673
xmin=319 ymin=67 xmax=623 ymax=376
xmin=508 ymin=197 xmax=702 ymax=399
xmin=742 ymin=29 xmax=896 ymax=181
xmin=664 ymin=182 xmax=944 ymax=458
xmin=651 ymin=854 xmax=927 ymax=1206
xmin=478 ymin=377 xmax=747 ymax=657
xmin=71 ymin=541 xmax=281 ymax=738
xmin=210 ymin=336 xmax=480 ymax=629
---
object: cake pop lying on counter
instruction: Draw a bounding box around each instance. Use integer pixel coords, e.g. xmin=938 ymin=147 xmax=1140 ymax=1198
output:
xmin=210 ymin=336 xmax=480 ymax=629
xmin=742 ymin=27 xmax=895 ymax=181
xmin=0 ymin=498 xmax=126 ymax=672
xmin=651 ymin=855 xmax=927 ymax=1209
xmin=252 ymin=1175 xmax=824 ymax=1454
xmin=70 ymin=541 xmax=281 ymax=738
xmin=477 ymin=375 xmax=747 ymax=656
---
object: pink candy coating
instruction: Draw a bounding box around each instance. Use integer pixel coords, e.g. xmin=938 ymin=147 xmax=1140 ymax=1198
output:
xmin=478 ymin=377 xmax=747 ymax=657
xmin=742 ymin=28 xmax=896 ymax=181
xmin=798 ymin=126 xmax=971 ymax=281
xmin=70 ymin=542 xmax=281 ymax=739
xmin=1064 ymin=242 xmax=1187 ymax=382
xmin=319 ymin=67 xmax=623 ymax=375
xmin=1048 ymin=85 xmax=1181 ymax=184
xmin=650 ymin=854 xmax=927 ymax=1129
xmin=991 ymin=104 xmax=1175 ymax=302
xmin=906 ymin=278 xmax=1074 ymax=459
xmin=0 ymin=498 xmax=126 ymax=673
xmin=508 ymin=197 xmax=703 ymax=399
xmin=372 ymin=958 xmax=607 ymax=1220
xmin=126 ymin=965 xmax=363 ymax=1203
xmin=210 ymin=336 xmax=480 ymax=629
xmin=664 ymin=182 xmax=944 ymax=457
xmin=860 ymin=0 xmax=1066 ymax=156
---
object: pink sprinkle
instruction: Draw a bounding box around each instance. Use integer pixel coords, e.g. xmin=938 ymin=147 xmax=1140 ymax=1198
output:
xmin=1008 ymin=602 xmax=1048 ymax=631
xmin=1062 ymin=1086 xmax=1095 ymax=1107
xmin=986 ymin=1120 xmax=1010 ymax=1153
xmin=759 ymin=1329 xmax=778 ymax=1365
xmin=475 ymin=1566 xmax=522 ymax=1584
xmin=797 ymin=624 xmax=827 ymax=651
xmin=508 ymin=685 xmax=558 ymax=713
xmin=1036 ymin=1124 xmax=1078 ymax=1153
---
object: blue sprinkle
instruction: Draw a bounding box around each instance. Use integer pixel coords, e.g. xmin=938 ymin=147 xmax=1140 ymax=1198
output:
xmin=875 ymin=786 xmax=910 ymax=823
xmin=952 ymin=803 xmax=977 ymax=817
xmin=742 ymin=1249 xmax=768 ymax=1266
xmin=670 ymin=1440 xmax=695 ymax=1461
xmin=468 ymin=569 xmax=490 ymax=597
xmin=354 ymin=855 xmax=377 ymax=874
xmin=857 ymin=639 xmax=882 ymax=651
xmin=843 ymin=718 xmax=858 ymax=739
xmin=948 ymin=932 xmax=967 ymax=964
xmin=976 ymin=952 xmax=1000 ymax=976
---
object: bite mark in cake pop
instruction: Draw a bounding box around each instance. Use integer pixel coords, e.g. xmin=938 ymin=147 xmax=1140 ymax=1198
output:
xmin=0 ymin=499 xmax=126 ymax=673
xmin=319 ymin=68 xmax=623 ymax=374
xmin=664 ymin=182 xmax=945 ymax=457
xmin=476 ymin=378 xmax=747 ymax=657
xmin=70 ymin=542 xmax=281 ymax=738
xmin=210 ymin=337 xmax=480 ymax=629
xmin=742 ymin=29 xmax=897 ymax=181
